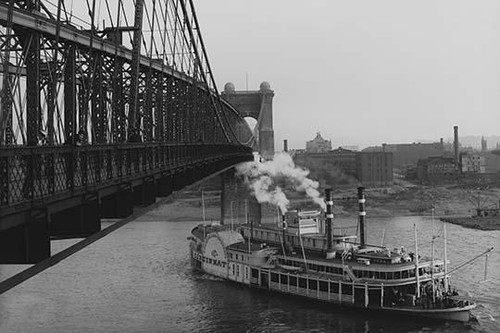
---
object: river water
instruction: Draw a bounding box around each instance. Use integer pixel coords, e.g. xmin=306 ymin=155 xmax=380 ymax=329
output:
xmin=0 ymin=204 xmax=499 ymax=333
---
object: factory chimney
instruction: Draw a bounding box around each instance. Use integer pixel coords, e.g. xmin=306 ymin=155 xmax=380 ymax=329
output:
xmin=325 ymin=189 xmax=335 ymax=259
xmin=358 ymin=187 xmax=366 ymax=247
xmin=453 ymin=126 xmax=459 ymax=172
xmin=283 ymin=139 xmax=288 ymax=152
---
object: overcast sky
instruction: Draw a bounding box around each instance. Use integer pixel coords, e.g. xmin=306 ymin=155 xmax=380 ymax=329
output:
xmin=195 ymin=0 xmax=500 ymax=149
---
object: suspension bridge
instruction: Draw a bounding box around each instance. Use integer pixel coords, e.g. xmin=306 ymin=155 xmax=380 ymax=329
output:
xmin=0 ymin=0 xmax=274 ymax=264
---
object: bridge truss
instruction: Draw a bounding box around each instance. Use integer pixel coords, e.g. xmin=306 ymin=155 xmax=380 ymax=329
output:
xmin=0 ymin=0 xmax=255 ymax=262
xmin=0 ymin=0 xmax=254 ymax=146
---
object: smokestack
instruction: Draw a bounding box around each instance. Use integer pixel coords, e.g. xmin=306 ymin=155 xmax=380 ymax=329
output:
xmin=325 ymin=189 xmax=334 ymax=258
xmin=453 ymin=126 xmax=459 ymax=171
xmin=358 ymin=187 xmax=366 ymax=247
xmin=281 ymin=214 xmax=287 ymax=253
xmin=283 ymin=139 xmax=288 ymax=152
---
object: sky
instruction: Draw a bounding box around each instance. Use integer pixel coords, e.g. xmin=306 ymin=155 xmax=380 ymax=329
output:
xmin=194 ymin=0 xmax=500 ymax=150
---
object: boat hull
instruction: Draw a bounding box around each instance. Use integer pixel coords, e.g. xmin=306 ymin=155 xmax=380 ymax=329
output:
xmin=190 ymin=248 xmax=474 ymax=323
xmin=380 ymin=304 xmax=474 ymax=322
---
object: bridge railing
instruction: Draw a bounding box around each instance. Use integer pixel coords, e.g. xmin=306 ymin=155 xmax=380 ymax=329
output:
xmin=0 ymin=143 xmax=252 ymax=208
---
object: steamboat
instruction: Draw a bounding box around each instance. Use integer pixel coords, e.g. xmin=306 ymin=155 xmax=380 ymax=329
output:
xmin=188 ymin=187 xmax=482 ymax=322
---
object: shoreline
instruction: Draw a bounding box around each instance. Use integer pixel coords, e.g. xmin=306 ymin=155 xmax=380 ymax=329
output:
xmin=144 ymin=196 xmax=500 ymax=231
xmin=440 ymin=216 xmax=500 ymax=231
xmin=146 ymin=184 xmax=500 ymax=231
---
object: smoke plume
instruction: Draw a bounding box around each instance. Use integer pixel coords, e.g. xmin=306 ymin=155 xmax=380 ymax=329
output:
xmin=236 ymin=152 xmax=326 ymax=213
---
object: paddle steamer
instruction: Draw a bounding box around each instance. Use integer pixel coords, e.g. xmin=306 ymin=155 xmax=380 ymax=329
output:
xmin=188 ymin=187 xmax=476 ymax=322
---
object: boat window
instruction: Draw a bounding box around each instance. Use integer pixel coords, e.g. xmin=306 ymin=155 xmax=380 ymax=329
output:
xmin=330 ymin=281 xmax=339 ymax=293
xmin=387 ymin=272 xmax=392 ymax=279
xmin=299 ymin=278 xmax=307 ymax=288
xmin=280 ymin=274 xmax=288 ymax=285
xmin=290 ymin=276 xmax=298 ymax=286
xmin=236 ymin=254 xmax=239 ymax=260
xmin=380 ymin=272 xmax=386 ymax=279
xmin=308 ymin=279 xmax=318 ymax=291
xmin=409 ymin=269 xmax=415 ymax=278
xmin=394 ymin=271 xmax=401 ymax=279
xmin=341 ymin=283 xmax=352 ymax=295
xmin=270 ymin=273 xmax=279 ymax=283
xmin=251 ymin=268 xmax=259 ymax=278
xmin=319 ymin=281 xmax=328 ymax=292
xmin=402 ymin=270 xmax=409 ymax=279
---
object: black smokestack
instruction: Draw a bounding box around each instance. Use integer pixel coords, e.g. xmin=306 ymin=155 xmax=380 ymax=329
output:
xmin=453 ymin=126 xmax=459 ymax=171
xmin=358 ymin=187 xmax=366 ymax=247
xmin=325 ymin=189 xmax=334 ymax=254
xmin=283 ymin=139 xmax=288 ymax=152
xmin=281 ymin=214 xmax=287 ymax=253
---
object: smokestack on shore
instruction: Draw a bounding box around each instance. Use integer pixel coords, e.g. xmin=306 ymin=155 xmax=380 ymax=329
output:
xmin=358 ymin=187 xmax=366 ymax=247
xmin=453 ymin=126 xmax=459 ymax=172
xmin=325 ymin=189 xmax=334 ymax=258
xmin=283 ymin=139 xmax=288 ymax=152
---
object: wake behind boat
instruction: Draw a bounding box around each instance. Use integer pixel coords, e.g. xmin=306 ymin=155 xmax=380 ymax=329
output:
xmin=188 ymin=187 xmax=487 ymax=322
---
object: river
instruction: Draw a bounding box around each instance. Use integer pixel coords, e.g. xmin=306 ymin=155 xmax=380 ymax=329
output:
xmin=0 ymin=204 xmax=499 ymax=333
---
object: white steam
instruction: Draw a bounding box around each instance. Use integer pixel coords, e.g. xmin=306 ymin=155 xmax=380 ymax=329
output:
xmin=236 ymin=152 xmax=326 ymax=213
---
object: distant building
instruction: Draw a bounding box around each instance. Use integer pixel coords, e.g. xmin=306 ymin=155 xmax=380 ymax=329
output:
xmin=306 ymin=132 xmax=332 ymax=153
xmin=363 ymin=142 xmax=445 ymax=169
xmin=293 ymin=147 xmax=357 ymax=177
xmin=293 ymin=149 xmax=393 ymax=187
xmin=356 ymin=151 xmax=394 ymax=187
xmin=417 ymin=156 xmax=456 ymax=184
xmin=329 ymin=147 xmax=357 ymax=173
xmin=482 ymin=152 xmax=500 ymax=173
xmin=460 ymin=152 xmax=485 ymax=174
xmin=339 ymin=145 xmax=359 ymax=151
xmin=481 ymin=137 xmax=488 ymax=152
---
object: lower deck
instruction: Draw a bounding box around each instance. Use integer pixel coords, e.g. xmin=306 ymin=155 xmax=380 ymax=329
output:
xmin=249 ymin=266 xmax=474 ymax=322
xmin=250 ymin=266 xmax=403 ymax=308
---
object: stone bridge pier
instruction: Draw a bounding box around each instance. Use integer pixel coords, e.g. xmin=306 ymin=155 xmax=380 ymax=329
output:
xmin=220 ymin=168 xmax=261 ymax=226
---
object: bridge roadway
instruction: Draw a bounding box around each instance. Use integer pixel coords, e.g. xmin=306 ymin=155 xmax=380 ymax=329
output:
xmin=0 ymin=143 xmax=253 ymax=264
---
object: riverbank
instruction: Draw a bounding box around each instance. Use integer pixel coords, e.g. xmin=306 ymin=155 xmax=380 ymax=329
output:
xmin=155 ymin=183 xmax=500 ymax=230
xmin=440 ymin=216 xmax=500 ymax=231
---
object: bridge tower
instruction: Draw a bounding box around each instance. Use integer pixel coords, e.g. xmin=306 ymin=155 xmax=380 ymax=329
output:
xmin=219 ymin=82 xmax=274 ymax=225
xmin=221 ymin=82 xmax=275 ymax=160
